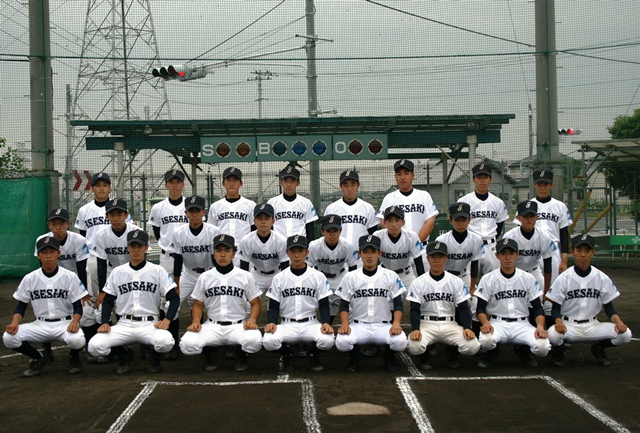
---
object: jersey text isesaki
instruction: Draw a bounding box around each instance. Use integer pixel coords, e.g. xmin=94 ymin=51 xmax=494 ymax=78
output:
xmin=117 ymin=281 xmax=158 ymax=294
xmin=566 ymin=288 xmax=601 ymax=299
xmin=423 ymin=292 xmax=454 ymax=302
xmin=470 ymin=211 xmax=498 ymax=219
xmin=181 ymin=245 xmax=211 ymax=254
xmin=161 ymin=215 xmax=189 ymax=224
xmin=397 ymin=204 xmax=425 ymax=213
xmin=341 ymin=215 xmax=368 ymax=224
xmin=518 ymin=249 xmax=541 ymax=257
xmin=274 ymin=211 xmax=305 ymax=220
xmin=317 ymin=257 xmax=346 ymax=265
xmin=353 ymin=288 xmax=389 ymax=298
xmin=104 ymin=247 xmax=129 ymax=255
xmin=204 ymin=285 xmax=245 ymax=298
xmin=85 ymin=216 xmax=109 ymax=228
xmin=30 ymin=289 xmax=69 ymax=300
xmin=537 ymin=212 xmax=560 ymax=222
xmin=217 ymin=212 xmax=248 ymax=221
xmin=494 ymin=289 xmax=528 ymax=300
xmin=282 ymin=287 xmax=317 ymax=297
xmin=382 ymin=252 xmax=409 ymax=260
xmin=251 ymin=252 xmax=280 ymax=260
xmin=448 ymin=253 xmax=473 ymax=260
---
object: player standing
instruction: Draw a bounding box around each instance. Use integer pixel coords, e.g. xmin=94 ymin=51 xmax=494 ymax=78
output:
xmin=546 ymin=234 xmax=632 ymax=367
xmin=324 ymin=170 xmax=378 ymax=246
xmin=458 ymin=163 xmax=509 ymax=274
xmin=268 ymin=165 xmax=318 ymax=240
xmin=4 ymin=237 xmax=87 ymax=376
xmin=377 ymin=159 xmax=438 ymax=243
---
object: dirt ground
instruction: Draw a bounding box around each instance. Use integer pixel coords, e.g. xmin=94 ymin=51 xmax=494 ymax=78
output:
xmin=1 ymin=266 xmax=639 ymax=433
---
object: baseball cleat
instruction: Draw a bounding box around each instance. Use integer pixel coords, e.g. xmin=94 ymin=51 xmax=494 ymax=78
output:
xmin=418 ymin=352 xmax=432 ymax=371
xmin=67 ymin=358 xmax=83 ymax=374
xmin=23 ymin=353 xmax=49 ymax=377
xmin=591 ymin=344 xmax=611 ymax=367
xmin=308 ymin=354 xmax=323 ymax=372
xmin=550 ymin=345 xmax=565 ymax=367
xmin=234 ymin=348 xmax=249 ymax=372
xmin=116 ymin=347 xmax=134 ymax=374
xmin=282 ymin=353 xmax=295 ymax=373
xmin=203 ymin=347 xmax=218 ymax=371
xmin=514 ymin=345 xmax=538 ymax=368
xmin=383 ymin=349 xmax=399 ymax=372
xmin=164 ymin=346 xmax=180 ymax=361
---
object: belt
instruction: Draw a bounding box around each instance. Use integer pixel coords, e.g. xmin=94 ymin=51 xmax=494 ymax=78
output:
xmin=490 ymin=315 xmax=527 ymax=322
xmin=209 ymin=319 xmax=243 ymax=326
xmin=323 ymin=268 xmax=345 ymax=279
xmin=124 ymin=315 xmax=156 ymax=322
xmin=393 ymin=266 xmax=411 ymax=274
xmin=192 ymin=267 xmax=206 ymax=273
xmin=38 ymin=315 xmax=72 ymax=322
xmin=161 ymin=249 xmax=168 ymax=255
xmin=256 ymin=268 xmax=275 ymax=275
xmin=527 ymin=267 xmax=539 ymax=273
xmin=421 ymin=316 xmax=455 ymax=321
xmin=563 ymin=316 xmax=597 ymax=324
xmin=448 ymin=270 xmax=466 ymax=276
xmin=282 ymin=316 xmax=315 ymax=323
xmin=353 ymin=320 xmax=389 ymax=324
xmin=483 ymin=238 xmax=496 ymax=245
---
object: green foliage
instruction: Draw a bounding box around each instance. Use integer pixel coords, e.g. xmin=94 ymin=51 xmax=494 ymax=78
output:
xmin=607 ymin=108 xmax=640 ymax=139
xmin=0 ymin=137 xmax=28 ymax=178
xmin=603 ymin=109 xmax=640 ymax=200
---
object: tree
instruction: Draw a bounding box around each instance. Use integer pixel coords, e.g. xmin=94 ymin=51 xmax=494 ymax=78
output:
xmin=0 ymin=137 xmax=28 ymax=178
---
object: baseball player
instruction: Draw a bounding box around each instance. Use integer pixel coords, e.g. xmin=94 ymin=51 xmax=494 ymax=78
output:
xmin=475 ymin=238 xmax=551 ymax=368
xmin=458 ymin=162 xmax=509 ymax=274
xmin=179 ymin=234 xmax=262 ymax=371
xmin=546 ymin=234 xmax=632 ymax=367
xmin=238 ymin=203 xmax=289 ymax=292
xmin=335 ymin=234 xmax=408 ymax=372
xmin=324 ymin=170 xmax=378 ymax=246
xmin=307 ymin=214 xmax=361 ymax=323
xmin=4 ymin=236 xmax=87 ymax=376
xmin=374 ymin=206 xmax=427 ymax=288
xmin=263 ymin=235 xmax=335 ymax=372
xmin=88 ymin=229 xmax=179 ymax=374
xmin=406 ymin=241 xmax=481 ymax=370
xmin=377 ymin=159 xmax=439 ymax=243
xmin=267 ymin=165 xmax=318 ymax=240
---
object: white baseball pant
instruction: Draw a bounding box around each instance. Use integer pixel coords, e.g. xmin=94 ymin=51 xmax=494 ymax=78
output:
xmin=87 ymin=318 xmax=174 ymax=356
xmin=3 ymin=319 xmax=86 ymax=350
xmin=335 ymin=322 xmax=408 ymax=352
xmin=262 ymin=319 xmax=335 ymax=351
xmin=478 ymin=318 xmax=550 ymax=357
xmin=179 ymin=320 xmax=262 ymax=355
xmin=548 ymin=319 xmax=632 ymax=346
xmin=407 ymin=320 xmax=481 ymax=356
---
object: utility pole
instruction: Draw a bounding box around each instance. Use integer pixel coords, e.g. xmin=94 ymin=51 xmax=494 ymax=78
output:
xmin=305 ymin=0 xmax=321 ymax=213
xmin=248 ymin=70 xmax=275 ymax=202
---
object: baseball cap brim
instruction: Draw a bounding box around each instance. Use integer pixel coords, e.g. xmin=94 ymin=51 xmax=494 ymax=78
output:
xmin=127 ymin=238 xmax=147 ymax=246
xmin=533 ymin=178 xmax=552 ymax=184
xmin=518 ymin=209 xmax=537 ymax=216
xmin=322 ymin=223 xmax=341 ymax=230
xmin=450 ymin=211 xmax=470 ymax=219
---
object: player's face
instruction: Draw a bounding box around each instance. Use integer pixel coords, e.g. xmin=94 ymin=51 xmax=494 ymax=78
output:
xmin=185 ymin=208 xmax=205 ymax=227
xmin=91 ymin=180 xmax=111 ymax=202
xmin=37 ymin=246 xmax=60 ymax=272
xmin=340 ymin=179 xmax=359 ymax=201
xmin=254 ymin=213 xmax=274 ymax=234
xmin=280 ymin=177 xmax=300 ymax=196
xmin=359 ymin=247 xmax=382 ymax=270
xmin=286 ymin=246 xmax=308 ymax=269
xmin=394 ymin=168 xmax=415 ymax=192
xmin=496 ymin=248 xmax=518 ymax=272
xmin=518 ymin=214 xmax=538 ymax=231
xmin=534 ymin=182 xmax=552 ymax=199
xmin=222 ymin=175 xmax=242 ymax=198
xmin=450 ymin=216 xmax=470 ymax=233
xmin=385 ymin=215 xmax=405 ymax=236
xmin=427 ymin=253 xmax=446 ymax=274
xmin=572 ymin=245 xmax=595 ymax=270
xmin=473 ymin=174 xmax=491 ymax=194
xmin=322 ymin=228 xmax=341 ymax=247
xmin=47 ymin=218 xmax=71 ymax=240
xmin=214 ymin=245 xmax=236 ymax=267
xmin=127 ymin=242 xmax=148 ymax=265
xmin=165 ymin=178 xmax=184 ymax=199
xmin=107 ymin=210 xmax=128 ymax=230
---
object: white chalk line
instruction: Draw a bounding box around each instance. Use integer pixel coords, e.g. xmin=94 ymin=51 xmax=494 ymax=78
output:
xmin=0 ymin=345 xmax=66 ymax=359
xmin=398 ymin=351 xmax=423 ymax=378
xmin=106 ymin=379 xmax=321 ymax=433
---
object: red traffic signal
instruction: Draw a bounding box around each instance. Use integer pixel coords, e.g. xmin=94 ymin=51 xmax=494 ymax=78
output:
xmin=558 ymin=128 xmax=582 ymax=136
xmin=151 ymin=64 xmax=207 ymax=82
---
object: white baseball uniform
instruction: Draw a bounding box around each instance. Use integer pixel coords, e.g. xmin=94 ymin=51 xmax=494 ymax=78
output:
xmin=3 ymin=267 xmax=87 ymax=351
xmin=503 ymin=226 xmax=556 ymax=290
xmin=87 ymin=262 xmax=177 ymax=356
xmin=377 ymin=189 xmax=439 ymax=237
xmin=474 ymin=268 xmax=550 ymax=357
xmin=267 ymin=194 xmax=318 ymax=238
xmin=207 ymin=196 xmax=256 ymax=244
xmin=406 ymin=272 xmax=481 ymax=356
xmin=324 ymin=198 xmax=378 ymax=247
xmin=546 ymin=266 xmax=632 ymax=346
xmin=90 ymin=222 xmax=144 ymax=270
xmin=179 ymin=266 xmax=263 ymax=355
xmin=149 ymin=197 xmax=189 ymax=275
xmin=263 ymin=267 xmax=335 ymax=351
xmin=335 ymin=267 xmax=408 ymax=352
xmin=374 ymin=228 xmax=427 ymax=288
xmin=435 ymin=230 xmax=483 ymax=287
xmin=237 ymin=231 xmax=288 ymax=291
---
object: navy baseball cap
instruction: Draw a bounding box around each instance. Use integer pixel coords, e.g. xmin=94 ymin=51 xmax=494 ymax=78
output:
xmin=36 ymin=236 xmax=60 ymax=252
xmin=533 ymin=168 xmax=553 ymax=184
xmin=105 ymin=198 xmax=128 ymax=213
xmin=359 ymin=234 xmax=381 ymax=251
xmin=426 ymin=241 xmax=448 ymax=256
xmin=339 ymin=170 xmax=359 ymax=184
xmin=279 ymin=166 xmax=300 ymax=180
xmin=91 ymin=172 xmax=111 ymax=185
xmin=223 ymin=167 xmax=243 ymax=180
xmin=213 ymin=234 xmax=235 ymax=249
xmin=185 ymin=195 xmax=206 ymax=210
xmin=321 ymin=214 xmax=342 ymax=230
xmin=164 ymin=169 xmax=185 ymax=182
xmin=47 ymin=207 xmax=70 ymax=222
xmin=287 ymin=235 xmax=309 ymax=250
xmin=394 ymin=159 xmax=414 ymax=172
xmin=254 ymin=203 xmax=275 ymax=217
xmin=572 ymin=234 xmax=596 ymax=249
xmin=384 ymin=205 xmax=404 ymax=220
xmin=517 ymin=200 xmax=538 ymax=216
xmin=472 ymin=163 xmax=492 ymax=177
xmin=127 ymin=229 xmax=149 ymax=246
xmin=496 ymin=238 xmax=519 ymax=253
xmin=449 ymin=202 xmax=470 ymax=219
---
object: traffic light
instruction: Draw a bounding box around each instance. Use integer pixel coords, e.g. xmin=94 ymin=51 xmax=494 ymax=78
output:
xmin=558 ymin=128 xmax=582 ymax=135
xmin=151 ymin=64 xmax=207 ymax=81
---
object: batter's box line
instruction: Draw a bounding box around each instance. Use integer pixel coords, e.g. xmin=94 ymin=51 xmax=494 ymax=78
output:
xmin=396 ymin=375 xmax=630 ymax=433
xmin=106 ymin=379 xmax=321 ymax=433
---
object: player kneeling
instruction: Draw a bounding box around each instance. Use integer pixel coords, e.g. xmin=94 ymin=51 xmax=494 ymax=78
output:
xmin=335 ymin=235 xmax=408 ymax=372
xmin=263 ymin=235 xmax=335 ymax=373
xmin=4 ymin=237 xmax=87 ymax=376
xmin=179 ymin=234 xmax=262 ymax=371
xmin=547 ymin=234 xmax=632 ymax=367
xmin=406 ymin=242 xmax=480 ymax=370
xmin=87 ymin=230 xmax=178 ymax=374
xmin=475 ymin=238 xmax=551 ymax=368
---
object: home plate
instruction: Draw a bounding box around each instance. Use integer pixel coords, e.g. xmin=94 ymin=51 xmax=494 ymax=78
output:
xmin=327 ymin=402 xmax=390 ymax=416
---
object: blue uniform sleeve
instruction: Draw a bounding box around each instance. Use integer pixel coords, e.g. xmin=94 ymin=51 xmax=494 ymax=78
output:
xmin=410 ymin=301 xmax=421 ymax=331
xmin=73 ymin=299 xmax=83 ymax=316
xmin=165 ymin=288 xmax=180 ymax=321
xmin=456 ymin=301 xmax=472 ymax=329
xmin=476 ymin=298 xmax=488 ymax=317
xmin=268 ymin=299 xmax=280 ymax=324
xmin=319 ymin=297 xmax=330 ymax=324
xmin=551 ymin=301 xmax=562 ymax=320
xmin=13 ymin=301 xmax=28 ymax=317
